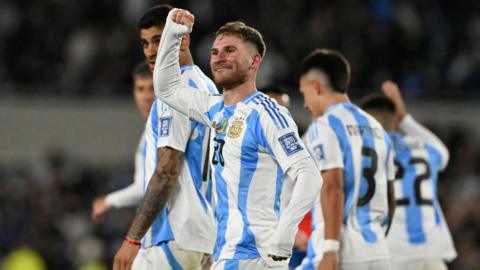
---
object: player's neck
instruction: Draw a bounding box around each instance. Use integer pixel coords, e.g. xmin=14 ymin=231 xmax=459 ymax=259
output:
xmin=179 ymin=49 xmax=194 ymax=66
xmin=326 ymin=93 xmax=350 ymax=108
xmin=223 ymin=80 xmax=257 ymax=106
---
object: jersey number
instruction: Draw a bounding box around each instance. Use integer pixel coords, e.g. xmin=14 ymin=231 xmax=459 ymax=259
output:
xmin=212 ymin=138 xmax=225 ymax=166
xmin=394 ymin=158 xmax=433 ymax=206
xmin=357 ymin=147 xmax=377 ymax=207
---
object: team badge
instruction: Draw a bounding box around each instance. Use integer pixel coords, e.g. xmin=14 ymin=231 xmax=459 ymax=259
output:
xmin=279 ymin=132 xmax=303 ymax=156
xmin=228 ymin=119 xmax=244 ymax=138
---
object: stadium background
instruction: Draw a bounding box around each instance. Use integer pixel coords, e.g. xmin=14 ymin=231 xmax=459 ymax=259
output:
xmin=1 ymin=0 xmax=479 ymax=269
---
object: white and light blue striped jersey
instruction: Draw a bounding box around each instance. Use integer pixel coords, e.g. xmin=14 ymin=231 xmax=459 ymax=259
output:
xmin=141 ymin=65 xmax=217 ymax=254
xmin=387 ymin=117 xmax=457 ymax=262
xmin=173 ymin=90 xmax=310 ymax=261
xmin=105 ymin=132 xmax=146 ymax=208
xmin=302 ymin=102 xmax=394 ymax=266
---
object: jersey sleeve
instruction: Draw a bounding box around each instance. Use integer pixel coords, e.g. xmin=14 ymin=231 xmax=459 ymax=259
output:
xmin=256 ymin=107 xmax=310 ymax=174
xmin=150 ymin=100 xmax=191 ymax=152
xmin=399 ymin=114 xmax=449 ymax=170
xmin=153 ymin=12 xmax=223 ymax=127
xmin=307 ymin=119 xmax=344 ymax=171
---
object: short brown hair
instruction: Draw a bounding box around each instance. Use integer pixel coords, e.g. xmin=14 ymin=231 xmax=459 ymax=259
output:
xmin=216 ymin=21 xmax=266 ymax=57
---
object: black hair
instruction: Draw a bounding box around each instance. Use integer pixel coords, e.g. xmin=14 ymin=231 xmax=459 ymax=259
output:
xmin=298 ymin=48 xmax=351 ymax=93
xmin=260 ymin=84 xmax=288 ymax=95
xmin=138 ymin=4 xmax=173 ymax=29
xmin=132 ymin=61 xmax=151 ymax=78
xmin=359 ymin=93 xmax=396 ymax=114
xmin=216 ymin=21 xmax=266 ymax=57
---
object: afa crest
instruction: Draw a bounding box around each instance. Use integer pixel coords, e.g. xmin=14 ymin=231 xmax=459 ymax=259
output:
xmin=228 ymin=119 xmax=244 ymax=138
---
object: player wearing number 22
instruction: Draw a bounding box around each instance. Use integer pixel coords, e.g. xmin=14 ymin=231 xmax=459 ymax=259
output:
xmin=154 ymin=8 xmax=323 ymax=270
xmin=360 ymin=81 xmax=457 ymax=270
xmin=297 ymin=49 xmax=395 ymax=270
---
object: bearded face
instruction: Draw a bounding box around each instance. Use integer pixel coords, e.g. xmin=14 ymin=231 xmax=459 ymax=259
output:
xmin=210 ymin=34 xmax=252 ymax=90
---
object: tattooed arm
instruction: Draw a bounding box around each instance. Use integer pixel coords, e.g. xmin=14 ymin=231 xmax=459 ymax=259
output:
xmin=113 ymin=146 xmax=184 ymax=270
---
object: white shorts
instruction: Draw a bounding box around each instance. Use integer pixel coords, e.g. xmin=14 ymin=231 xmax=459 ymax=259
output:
xmin=391 ymin=258 xmax=447 ymax=270
xmin=211 ymin=257 xmax=288 ymax=270
xmin=132 ymin=241 xmax=210 ymax=270
xmin=341 ymin=260 xmax=391 ymax=270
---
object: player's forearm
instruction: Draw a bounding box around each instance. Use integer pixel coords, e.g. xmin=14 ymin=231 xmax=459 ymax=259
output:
xmin=269 ymin=157 xmax=322 ymax=256
xmin=321 ymin=177 xmax=343 ymax=241
xmin=126 ymin=147 xmax=184 ymax=240
xmin=105 ymin=181 xmax=143 ymax=209
xmin=153 ymin=10 xmax=191 ymax=117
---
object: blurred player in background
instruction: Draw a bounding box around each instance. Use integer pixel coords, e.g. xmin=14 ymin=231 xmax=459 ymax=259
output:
xmin=154 ymin=8 xmax=322 ymax=270
xmin=261 ymin=85 xmax=311 ymax=269
xmin=360 ymin=80 xmax=457 ymax=270
xmin=113 ymin=5 xmax=217 ymax=270
xmin=91 ymin=62 xmax=154 ymax=223
xmin=261 ymin=85 xmax=290 ymax=108
xmin=297 ymin=49 xmax=395 ymax=270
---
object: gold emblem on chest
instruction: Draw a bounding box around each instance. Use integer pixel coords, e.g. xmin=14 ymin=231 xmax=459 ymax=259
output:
xmin=228 ymin=119 xmax=244 ymax=138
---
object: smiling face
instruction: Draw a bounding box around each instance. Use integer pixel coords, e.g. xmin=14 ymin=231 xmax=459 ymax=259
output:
xmin=210 ymin=34 xmax=259 ymax=90
xmin=140 ymin=26 xmax=163 ymax=72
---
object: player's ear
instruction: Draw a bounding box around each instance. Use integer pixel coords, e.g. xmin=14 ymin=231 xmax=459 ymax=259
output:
xmin=250 ymin=54 xmax=262 ymax=70
xmin=180 ymin=34 xmax=191 ymax=51
xmin=313 ymin=79 xmax=323 ymax=95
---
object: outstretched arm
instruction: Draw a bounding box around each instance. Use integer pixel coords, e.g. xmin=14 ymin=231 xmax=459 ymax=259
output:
xmin=113 ymin=147 xmax=184 ymax=270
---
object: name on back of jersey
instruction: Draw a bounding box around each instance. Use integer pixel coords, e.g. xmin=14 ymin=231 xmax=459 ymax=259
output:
xmin=346 ymin=124 xmax=383 ymax=139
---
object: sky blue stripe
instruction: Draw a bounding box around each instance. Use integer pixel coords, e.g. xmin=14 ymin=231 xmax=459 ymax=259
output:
xmin=259 ymin=95 xmax=288 ymax=128
xmin=273 ymin=165 xmax=284 ymax=217
xmin=224 ymin=259 xmax=239 ymax=270
xmin=425 ymin=145 xmax=442 ymax=225
xmin=213 ymin=131 xmax=229 ymax=260
xmin=253 ymin=97 xmax=281 ymax=129
xmin=396 ymin=135 xmax=426 ymax=244
xmin=327 ymin=115 xmax=355 ymax=224
xmin=348 ymin=104 xmax=377 ymax=243
xmin=206 ymin=102 xmax=224 ymax=122
xmin=234 ymin=113 xmax=261 ymax=259
xmin=185 ymin=122 xmax=209 ymax=212
xmin=261 ymin=95 xmax=289 ymax=128
xmin=161 ymin=243 xmax=184 ymax=270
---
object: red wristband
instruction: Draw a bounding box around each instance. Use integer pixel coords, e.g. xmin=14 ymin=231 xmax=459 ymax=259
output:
xmin=124 ymin=237 xmax=141 ymax=246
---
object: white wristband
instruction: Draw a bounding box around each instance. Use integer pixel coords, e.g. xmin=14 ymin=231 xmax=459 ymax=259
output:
xmin=323 ymin=239 xmax=340 ymax=253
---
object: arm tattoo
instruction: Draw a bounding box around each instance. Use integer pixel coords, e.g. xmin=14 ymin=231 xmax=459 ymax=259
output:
xmin=126 ymin=147 xmax=184 ymax=240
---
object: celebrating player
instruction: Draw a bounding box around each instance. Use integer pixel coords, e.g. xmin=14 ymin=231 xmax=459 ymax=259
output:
xmin=154 ymin=8 xmax=323 ymax=270
xmin=360 ymin=81 xmax=457 ymax=270
xmin=90 ymin=62 xmax=153 ymax=224
xmin=113 ymin=5 xmax=217 ymax=270
xmin=297 ymin=49 xmax=395 ymax=270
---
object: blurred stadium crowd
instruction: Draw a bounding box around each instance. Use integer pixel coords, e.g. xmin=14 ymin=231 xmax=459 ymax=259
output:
xmin=1 ymin=0 xmax=480 ymax=97
xmin=1 ymin=0 xmax=480 ymax=269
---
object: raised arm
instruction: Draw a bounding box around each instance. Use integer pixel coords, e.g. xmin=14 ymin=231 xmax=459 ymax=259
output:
xmin=382 ymin=80 xmax=449 ymax=169
xmin=154 ymin=8 xmax=222 ymax=126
